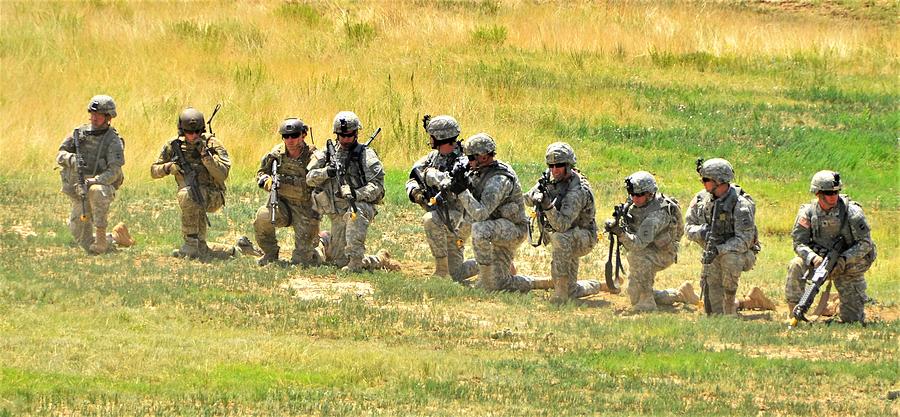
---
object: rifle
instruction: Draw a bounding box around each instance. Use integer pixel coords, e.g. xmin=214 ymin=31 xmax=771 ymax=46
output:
xmin=604 ymin=203 xmax=626 ymax=294
xmin=790 ymin=237 xmax=847 ymax=328
xmin=170 ymin=139 xmax=209 ymax=227
xmin=206 ymin=103 xmax=221 ymax=137
xmin=528 ymin=170 xmax=552 ymax=247
xmin=698 ymin=200 xmax=720 ymax=313
xmin=409 ymin=162 xmax=466 ymax=248
xmin=268 ymin=159 xmax=280 ymax=224
xmin=73 ymin=130 xmax=89 ymax=222
xmin=326 ymin=138 xmax=360 ymax=219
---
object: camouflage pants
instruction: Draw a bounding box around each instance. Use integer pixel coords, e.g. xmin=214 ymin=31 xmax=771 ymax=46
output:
xmin=324 ymin=203 xmax=385 ymax=270
xmin=702 ymin=251 xmax=754 ymax=315
xmin=254 ymin=198 xmax=321 ymax=266
xmin=423 ymin=209 xmax=476 ymax=281
xmin=626 ymin=248 xmax=676 ymax=310
xmin=784 ymin=256 xmax=867 ymax=323
xmin=549 ymin=228 xmax=600 ymax=298
xmin=176 ymin=185 xmax=234 ymax=259
xmin=470 ymin=218 xmax=526 ymax=291
xmin=64 ymin=184 xmax=115 ymax=249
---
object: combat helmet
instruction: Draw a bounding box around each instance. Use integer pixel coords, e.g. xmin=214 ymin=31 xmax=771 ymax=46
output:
xmin=463 ymin=133 xmax=496 ymax=156
xmin=545 ymin=142 xmax=576 ymax=166
xmin=178 ymin=108 xmax=206 ymax=135
xmin=279 ymin=118 xmax=308 ymax=136
xmin=696 ymin=158 xmax=734 ymax=183
xmin=809 ymin=170 xmax=842 ymax=193
xmin=87 ymin=95 xmax=117 ymax=118
xmin=424 ymin=115 xmax=461 ymax=142
xmin=333 ymin=111 xmax=361 ymax=135
xmin=625 ymin=171 xmax=658 ymax=195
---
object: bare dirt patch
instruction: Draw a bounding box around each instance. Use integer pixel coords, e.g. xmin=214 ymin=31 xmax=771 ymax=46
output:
xmin=280 ymin=277 xmax=374 ymax=301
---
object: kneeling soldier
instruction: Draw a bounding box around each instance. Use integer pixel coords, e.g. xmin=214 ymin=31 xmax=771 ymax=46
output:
xmin=254 ymin=118 xmax=322 ymax=266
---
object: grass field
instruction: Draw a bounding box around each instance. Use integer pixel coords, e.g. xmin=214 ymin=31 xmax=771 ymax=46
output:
xmin=1 ymin=1 xmax=898 ymax=416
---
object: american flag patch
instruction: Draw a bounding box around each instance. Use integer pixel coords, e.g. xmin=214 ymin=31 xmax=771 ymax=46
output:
xmin=798 ymin=216 xmax=810 ymax=228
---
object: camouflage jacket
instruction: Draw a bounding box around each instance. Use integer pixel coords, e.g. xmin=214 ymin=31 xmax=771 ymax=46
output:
xmin=257 ymin=142 xmax=316 ymax=204
xmin=459 ymin=161 xmax=527 ymax=226
xmin=524 ymin=170 xmax=597 ymax=236
xmin=685 ymin=185 xmax=759 ymax=254
xmin=619 ymin=194 xmax=681 ymax=257
xmin=792 ymin=195 xmax=875 ymax=270
xmin=56 ymin=124 xmax=125 ymax=190
xmin=406 ymin=147 xmax=467 ymax=212
xmin=150 ymin=134 xmax=230 ymax=191
xmin=306 ymin=141 xmax=385 ymax=213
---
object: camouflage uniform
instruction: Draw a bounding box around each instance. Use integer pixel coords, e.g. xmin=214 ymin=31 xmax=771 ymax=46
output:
xmin=254 ymin=142 xmax=321 ymax=266
xmin=455 ymin=134 xmax=528 ymax=291
xmin=150 ymin=108 xmax=236 ymax=260
xmin=685 ymin=185 xmax=759 ymax=315
xmin=306 ymin=112 xmax=388 ymax=271
xmin=56 ymin=123 xmax=125 ymax=252
xmin=609 ymin=171 xmax=692 ymax=310
xmin=785 ymin=171 xmax=875 ymax=323
xmin=407 ymin=148 xmax=477 ymax=281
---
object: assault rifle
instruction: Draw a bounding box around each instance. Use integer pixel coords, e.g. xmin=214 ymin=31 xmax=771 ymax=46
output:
xmin=170 ymin=139 xmax=207 ymax=215
xmin=73 ymin=130 xmax=89 ymax=222
xmin=698 ymin=200 xmax=721 ymax=313
xmin=268 ymin=159 xmax=280 ymax=224
xmin=206 ymin=103 xmax=221 ymax=137
xmin=528 ymin=170 xmax=552 ymax=247
xmin=790 ymin=237 xmax=847 ymax=328
xmin=604 ymin=203 xmax=626 ymax=294
xmin=324 ymin=138 xmax=357 ymax=218
xmin=409 ymin=160 xmax=467 ymax=247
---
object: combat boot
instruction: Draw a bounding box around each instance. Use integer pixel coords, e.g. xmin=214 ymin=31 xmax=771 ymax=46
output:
xmin=787 ymin=302 xmax=797 ymax=319
xmin=530 ymin=277 xmax=554 ymax=290
xmin=631 ymin=291 xmax=658 ymax=312
xmin=550 ymin=277 xmax=569 ymax=304
xmin=89 ymin=227 xmax=108 ymax=254
xmin=111 ymin=222 xmax=135 ymax=247
xmin=738 ymin=287 xmax=776 ymax=311
xmin=676 ymin=281 xmax=700 ymax=305
xmin=342 ymin=257 xmax=364 ymax=273
xmin=377 ymin=250 xmax=401 ymax=271
xmin=476 ymin=264 xmax=496 ymax=291
xmin=723 ymin=290 xmax=738 ymax=315
xmin=237 ymin=236 xmax=263 ymax=256
xmin=432 ymin=257 xmax=450 ymax=278
xmin=257 ymin=252 xmax=279 ymax=266
xmin=174 ymin=236 xmax=201 ymax=259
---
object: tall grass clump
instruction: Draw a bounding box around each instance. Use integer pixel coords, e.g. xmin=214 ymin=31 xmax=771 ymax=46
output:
xmin=471 ymin=24 xmax=507 ymax=47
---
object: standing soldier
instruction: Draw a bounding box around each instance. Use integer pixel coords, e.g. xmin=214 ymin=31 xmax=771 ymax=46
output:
xmin=522 ymin=142 xmax=602 ymax=302
xmin=253 ymin=118 xmax=321 ymax=266
xmin=150 ymin=107 xmax=239 ymax=260
xmin=785 ymin=171 xmax=876 ymax=324
xmin=406 ymin=115 xmax=476 ymax=281
xmin=685 ymin=158 xmax=760 ymax=316
xmin=605 ymin=171 xmax=698 ymax=311
xmin=56 ymin=95 xmax=133 ymax=254
xmin=447 ymin=133 xmax=528 ymax=291
xmin=306 ymin=111 xmax=395 ymax=272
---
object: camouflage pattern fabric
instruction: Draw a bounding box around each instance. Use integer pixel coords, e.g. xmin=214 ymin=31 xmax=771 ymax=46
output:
xmin=458 ymin=161 xmax=527 ymax=291
xmin=785 ymin=196 xmax=874 ymax=323
xmin=523 ymin=170 xmax=600 ymax=298
xmin=253 ymin=143 xmax=321 ymax=265
xmin=684 ymin=185 xmax=759 ymax=314
xmin=56 ymin=125 xmax=125 ymax=250
xmin=407 ymin=148 xmax=475 ymax=281
xmin=306 ymin=142 xmax=386 ymax=270
xmin=614 ymin=194 xmax=682 ymax=310
xmin=151 ymin=134 xmax=234 ymax=259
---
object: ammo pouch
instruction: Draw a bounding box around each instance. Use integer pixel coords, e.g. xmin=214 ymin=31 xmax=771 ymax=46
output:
xmin=312 ymin=189 xmax=337 ymax=215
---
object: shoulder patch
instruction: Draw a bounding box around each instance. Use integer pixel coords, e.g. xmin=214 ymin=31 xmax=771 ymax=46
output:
xmin=798 ymin=216 xmax=810 ymax=229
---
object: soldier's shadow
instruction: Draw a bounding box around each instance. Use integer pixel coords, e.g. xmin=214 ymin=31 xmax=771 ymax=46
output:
xmin=574 ymin=298 xmax=613 ymax=309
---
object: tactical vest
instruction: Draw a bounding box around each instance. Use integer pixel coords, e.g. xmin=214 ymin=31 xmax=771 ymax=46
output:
xmin=273 ymin=144 xmax=313 ymax=191
xmin=626 ymin=193 xmax=683 ymax=251
xmin=547 ymin=171 xmax=597 ymax=234
xmin=701 ymin=185 xmax=759 ymax=251
xmin=471 ymin=161 xmax=527 ymax=225
xmin=73 ymin=125 xmax=125 ymax=188
xmin=170 ymin=134 xmax=224 ymax=191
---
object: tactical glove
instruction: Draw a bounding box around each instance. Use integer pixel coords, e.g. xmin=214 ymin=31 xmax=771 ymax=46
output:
xmin=258 ymin=175 xmax=272 ymax=191
xmin=326 ymin=167 xmax=337 ymax=178
xmin=340 ymin=184 xmax=353 ymax=198
xmin=409 ymin=188 xmax=426 ymax=205
xmin=164 ymin=162 xmax=181 ymax=175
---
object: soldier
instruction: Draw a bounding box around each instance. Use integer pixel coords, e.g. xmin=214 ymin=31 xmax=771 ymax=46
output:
xmin=150 ymin=107 xmax=240 ymax=260
xmin=684 ymin=158 xmax=760 ymax=316
xmin=605 ymin=171 xmax=697 ymax=311
xmin=522 ymin=142 xmax=602 ymax=302
xmin=253 ymin=118 xmax=321 ymax=267
xmin=56 ymin=95 xmax=133 ymax=254
xmin=406 ymin=115 xmax=476 ymax=281
xmin=446 ymin=133 xmax=528 ymax=291
xmin=785 ymin=171 xmax=876 ymax=323
xmin=306 ymin=111 xmax=395 ymax=272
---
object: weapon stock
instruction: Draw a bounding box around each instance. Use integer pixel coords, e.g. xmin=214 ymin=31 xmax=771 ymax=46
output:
xmin=604 ymin=203 xmax=626 ymax=294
